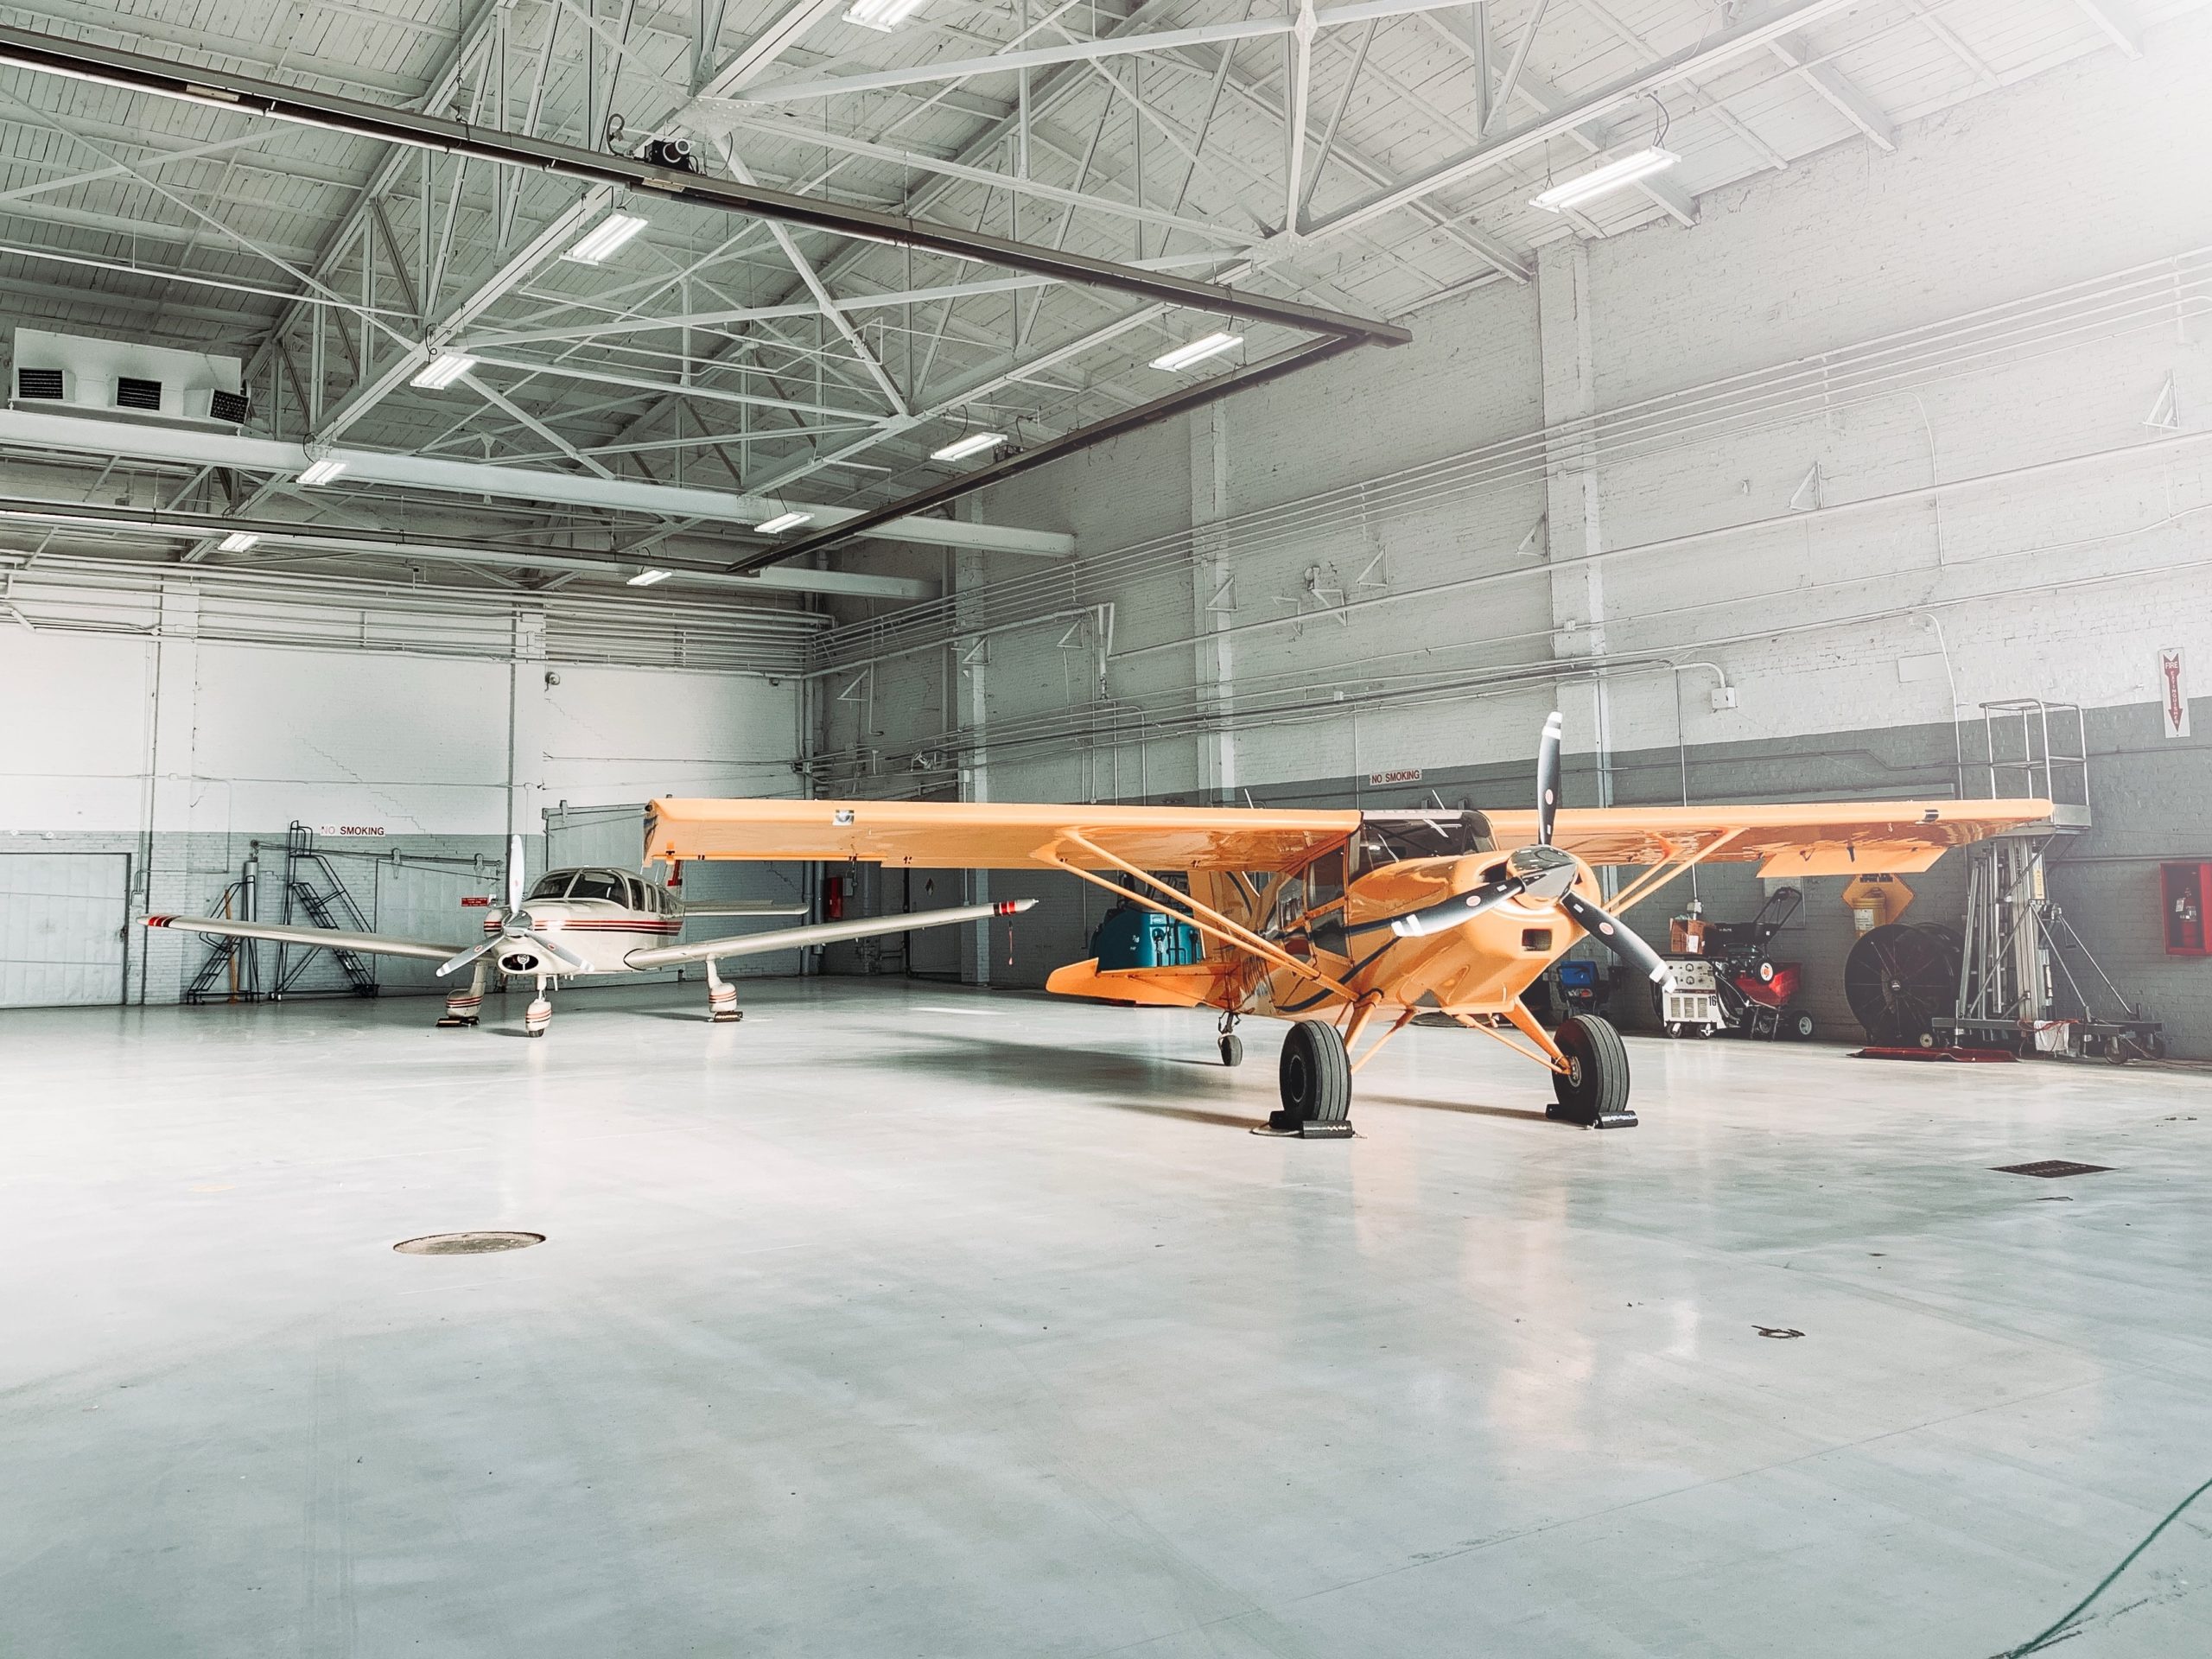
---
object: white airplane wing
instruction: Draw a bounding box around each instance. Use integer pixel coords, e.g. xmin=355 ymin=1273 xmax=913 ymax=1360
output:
xmin=676 ymin=901 xmax=810 ymax=918
xmin=145 ymin=914 xmax=467 ymax=963
xmin=624 ymin=899 xmax=1033 ymax=970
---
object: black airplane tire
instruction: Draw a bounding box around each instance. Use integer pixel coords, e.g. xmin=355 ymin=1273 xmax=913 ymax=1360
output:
xmin=1548 ymin=1014 xmax=1630 ymax=1126
xmin=1275 ymin=1020 xmax=1351 ymax=1129
xmin=1219 ymin=1033 xmax=1244 ymax=1067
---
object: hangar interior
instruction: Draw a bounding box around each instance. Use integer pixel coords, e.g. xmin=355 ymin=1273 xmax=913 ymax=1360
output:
xmin=3 ymin=0 xmax=2212 ymax=1653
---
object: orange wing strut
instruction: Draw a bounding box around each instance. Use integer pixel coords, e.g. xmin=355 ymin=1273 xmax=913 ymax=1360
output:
xmin=1608 ymin=827 xmax=1748 ymax=914
xmin=1038 ymin=830 xmax=1357 ymax=1000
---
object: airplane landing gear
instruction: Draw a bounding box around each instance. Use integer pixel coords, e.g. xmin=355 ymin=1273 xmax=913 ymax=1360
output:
xmin=1546 ymin=1013 xmax=1635 ymax=1129
xmin=1259 ymin=1019 xmax=1353 ymax=1139
xmin=705 ymin=960 xmax=744 ymax=1023
xmin=525 ymin=977 xmax=552 ymax=1039
xmin=1217 ymin=1011 xmax=1243 ymax=1067
xmin=436 ymin=961 xmax=487 ymax=1028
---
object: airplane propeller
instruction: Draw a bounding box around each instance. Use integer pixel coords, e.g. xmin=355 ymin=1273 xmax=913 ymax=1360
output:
xmin=1380 ymin=713 xmax=1675 ymax=991
xmin=437 ymin=833 xmax=588 ymax=978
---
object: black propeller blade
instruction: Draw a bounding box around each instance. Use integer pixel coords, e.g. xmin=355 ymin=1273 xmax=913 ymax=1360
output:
xmin=1370 ymin=877 xmax=1529 ymax=939
xmin=1535 ymin=709 xmax=1562 ymax=848
xmin=1559 ymin=888 xmax=1675 ymax=990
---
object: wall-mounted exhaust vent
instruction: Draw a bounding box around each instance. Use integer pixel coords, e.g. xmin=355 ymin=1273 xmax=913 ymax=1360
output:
xmin=9 ymin=328 xmax=245 ymax=429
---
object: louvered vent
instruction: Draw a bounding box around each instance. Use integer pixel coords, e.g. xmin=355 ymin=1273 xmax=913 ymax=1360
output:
xmin=16 ymin=367 xmax=62 ymax=399
xmin=115 ymin=376 xmax=163 ymax=411
xmin=207 ymin=389 xmax=250 ymax=423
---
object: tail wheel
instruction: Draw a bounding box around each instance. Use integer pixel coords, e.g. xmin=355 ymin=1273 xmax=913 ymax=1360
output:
xmin=1219 ymin=1033 xmax=1244 ymax=1067
xmin=1548 ymin=1014 xmax=1631 ymax=1126
xmin=1273 ymin=1020 xmax=1351 ymax=1132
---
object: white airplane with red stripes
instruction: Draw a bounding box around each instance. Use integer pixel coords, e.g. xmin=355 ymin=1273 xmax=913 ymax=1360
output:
xmin=147 ymin=836 xmax=1032 ymax=1037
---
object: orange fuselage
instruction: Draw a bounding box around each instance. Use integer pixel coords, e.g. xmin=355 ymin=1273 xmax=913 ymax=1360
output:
xmin=1046 ymin=851 xmax=1604 ymax=1020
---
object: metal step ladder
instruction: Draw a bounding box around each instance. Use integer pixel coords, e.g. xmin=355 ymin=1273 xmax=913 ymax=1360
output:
xmin=181 ymin=870 xmax=263 ymax=1003
xmin=179 ymin=826 xmax=379 ymax=1001
xmin=274 ymin=823 xmax=378 ymax=997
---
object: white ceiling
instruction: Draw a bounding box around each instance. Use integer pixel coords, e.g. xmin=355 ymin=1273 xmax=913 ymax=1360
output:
xmin=0 ymin=0 xmax=2185 ymax=592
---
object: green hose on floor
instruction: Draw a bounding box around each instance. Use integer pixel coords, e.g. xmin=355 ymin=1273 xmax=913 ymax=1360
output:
xmin=1997 ymin=1470 xmax=2212 ymax=1656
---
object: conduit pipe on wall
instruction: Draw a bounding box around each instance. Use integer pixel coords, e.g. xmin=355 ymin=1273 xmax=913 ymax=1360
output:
xmin=1098 ymin=425 xmax=2212 ymax=670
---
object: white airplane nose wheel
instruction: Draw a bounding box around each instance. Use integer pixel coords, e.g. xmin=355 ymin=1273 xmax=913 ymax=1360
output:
xmin=525 ymin=985 xmax=552 ymax=1038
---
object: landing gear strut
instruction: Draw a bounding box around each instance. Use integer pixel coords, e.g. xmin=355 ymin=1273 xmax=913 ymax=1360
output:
xmin=1217 ymin=1011 xmax=1243 ymax=1067
xmin=437 ymin=960 xmax=487 ymax=1027
xmin=1260 ymin=1019 xmax=1354 ymax=1139
xmin=524 ymin=976 xmax=552 ymax=1039
xmin=706 ymin=959 xmax=744 ymax=1023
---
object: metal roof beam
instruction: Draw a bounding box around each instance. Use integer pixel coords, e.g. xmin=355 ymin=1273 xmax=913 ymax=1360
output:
xmin=0 ymin=408 xmax=1071 ymax=557
xmin=1768 ymin=32 xmax=1893 ymax=150
xmin=1307 ymin=0 xmax=1864 ymax=238
xmin=730 ymin=0 xmax=1491 ymax=104
xmin=2073 ymin=0 xmax=2143 ymax=58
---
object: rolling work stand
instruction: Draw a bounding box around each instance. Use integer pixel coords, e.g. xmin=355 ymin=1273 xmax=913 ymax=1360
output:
xmin=1929 ymin=700 xmax=2162 ymax=1061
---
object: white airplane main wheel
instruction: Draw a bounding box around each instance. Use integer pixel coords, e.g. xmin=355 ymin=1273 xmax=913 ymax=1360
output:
xmin=1271 ymin=1020 xmax=1351 ymax=1135
xmin=1548 ymin=1014 xmax=1633 ymax=1128
xmin=1219 ymin=1033 xmax=1244 ymax=1067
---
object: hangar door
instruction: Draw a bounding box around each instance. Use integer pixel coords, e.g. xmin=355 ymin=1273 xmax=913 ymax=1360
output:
xmin=0 ymin=853 xmax=130 ymax=1007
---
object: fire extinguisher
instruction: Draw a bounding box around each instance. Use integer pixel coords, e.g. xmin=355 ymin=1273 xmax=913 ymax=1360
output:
xmin=824 ymin=868 xmax=844 ymax=921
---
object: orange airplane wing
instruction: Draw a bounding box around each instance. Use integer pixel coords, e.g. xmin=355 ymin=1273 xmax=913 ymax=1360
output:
xmin=1483 ymin=799 xmax=2056 ymax=877
xmin=645 ymin=797 xmax=1359 ymax=874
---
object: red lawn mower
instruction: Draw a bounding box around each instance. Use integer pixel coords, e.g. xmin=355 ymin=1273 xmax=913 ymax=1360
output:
xmin=1653 ymin=886 xmax=1816 ymax=1041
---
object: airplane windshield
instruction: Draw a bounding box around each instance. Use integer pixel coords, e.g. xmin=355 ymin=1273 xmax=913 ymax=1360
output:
xmin=526 ymin=873 xmax=575 ymax=900
xmin=567 ymin=871 xmax=628 ymax=904
xmin=1356 ymin=811 xmax=1496 ymax=871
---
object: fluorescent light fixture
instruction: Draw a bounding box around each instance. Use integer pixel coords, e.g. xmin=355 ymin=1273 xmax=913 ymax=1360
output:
xmin=1529 ymin=148 xmax=1680 ymax=213
xmin=563 ymin=213 xmax=648 ymax=265
xmin=930 ymin=431 xmax=1005 ymax=463
xmin=410 ymin=353 xmax=478 ymax=390
xmin=296 ymin=458 xmax=346 ymax=486
xmin=626 ymin=568 xmax=673 ymax=587
xmin=845 ymin=0 xmax=928 ymax=30
xmin=1149 ymin=331 xmax=1243 ymax=372
xmin=754 ymin=510 xmax=815 ymax=534
xmin=216 ymin=531 xmax=258 ymax=553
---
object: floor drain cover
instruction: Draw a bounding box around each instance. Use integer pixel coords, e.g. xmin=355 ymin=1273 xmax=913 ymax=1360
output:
xmin=393 ymin=1230 xmax=545 ymax=1255
xmin=1993 ymin=1161 xmax=2112 ymax=1179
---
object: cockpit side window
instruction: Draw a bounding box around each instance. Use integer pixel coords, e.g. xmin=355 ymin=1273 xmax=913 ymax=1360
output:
xmin=1304 ymin=845 xmax=1347 ymax=911
xmin=527 ymin=872 xmax=575 ymax=900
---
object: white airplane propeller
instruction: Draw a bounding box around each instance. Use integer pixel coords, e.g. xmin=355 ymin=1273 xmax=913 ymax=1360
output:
xmin=436 ymin=834 xmax=587 ymax=977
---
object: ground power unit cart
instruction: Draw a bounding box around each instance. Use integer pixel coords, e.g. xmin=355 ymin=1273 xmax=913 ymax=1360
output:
xmin=1654 ymin=887 xmax=1816 ymax=1041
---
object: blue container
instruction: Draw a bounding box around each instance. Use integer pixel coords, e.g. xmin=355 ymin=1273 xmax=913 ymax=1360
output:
xmin=1093 ymin=903 xmax=1201 ymax=969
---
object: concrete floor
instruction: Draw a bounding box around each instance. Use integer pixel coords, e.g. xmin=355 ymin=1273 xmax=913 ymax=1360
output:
xmin=4 ymin=980 xmax=2211 ymax=1657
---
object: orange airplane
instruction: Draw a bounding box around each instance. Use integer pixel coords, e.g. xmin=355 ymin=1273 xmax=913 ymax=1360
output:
xmin=645 ymin=715 xmax=2052 ymax=1136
